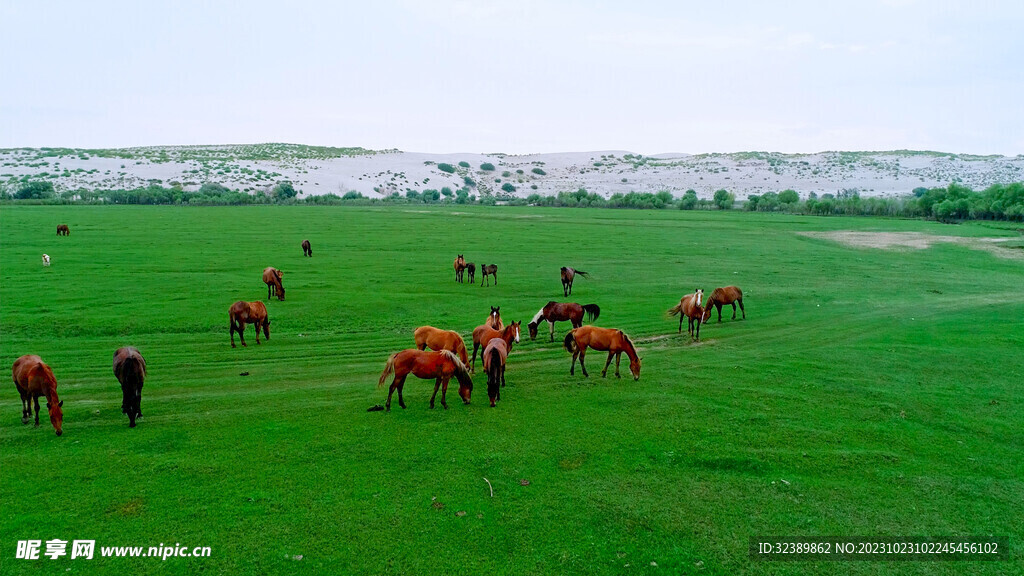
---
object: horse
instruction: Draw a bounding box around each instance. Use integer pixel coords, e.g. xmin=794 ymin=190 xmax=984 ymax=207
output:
xmin=466 ymin=262 xmax=476 ymax=283
xmin=263 ymin=267 xmax=285 ymax=301
xmin=56 ymin=224 xmax=69 ymax=236
xmin=480 ymin=264 xmax=498 ymax=287
xmin=704 ymin=286 xmax=745 ymax=322
xmin=560 ymin=267 xmax=590 ymax=296
xmin=302 ymin=239 xmax=312 ymax=257
xmin=229 ymin=301 xmax=270 ymax=347
xmin=470 ymin=321 xmax=520 ymax=373
xmin=42 ymin=254 xmax=50 ymax=267
xmin=527 ymin=301 xmax=600 ymax=342
xmin=413 ymin=326 xmax=469 ymax=364
xmin=483 ymin=338 xmax=508 ymax=407
xmin=563 ymin=326 xmax=641 ymax=380
xmin=454 ymin=255 xmax=466 ymax=283
xmin=113 ymin=347 xmax=146 ymax=428
xmin=485 ymin=306 xmax=503 ymax=330
xmin=377 ymin=349 xmax=473 ymax=411
xmin=12 ymin=355 xmax=63 ymax=436
xmin=668 ymin=289 xmax=704 ymax=340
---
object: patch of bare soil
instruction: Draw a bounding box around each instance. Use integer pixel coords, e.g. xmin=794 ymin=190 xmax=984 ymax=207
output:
xmin=799 ymin=231 xmax=1022 ymax=259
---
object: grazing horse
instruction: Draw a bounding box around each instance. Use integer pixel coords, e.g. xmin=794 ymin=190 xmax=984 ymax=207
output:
xmin=302 ymin=239 xmax=312 ymax=257
xmin=470 ymin=321 xmax=521 ymax=372
xmin=413 ymin=326 xmax=469 ymax=364
xmin=483 ymin=338 xmax=509 ymax=407
xmin=377 ymin=350 xmax=473 ymax=411
xmin=466 ymin=262 xmax=476 ymax=283
xmin=704 ymin=286 xmax=745 ymax=322
xmin=113 ymin=347 xmax=146 ymax=428
xmin=485 ymin=306 xmax=503 ymax=330
xmin=229 ymin=301 xmax=270 ymax=347
xmin=42 ymin=254 xmax=50 ymax=267
xmin=668 ymin=289 xmax=705 ymax=340
xmin=480 ymin=264 xmax=498 ymax=287
xmin=12 ymin=355 xmax=63 ymax=436
xmin=527 ymin=301 xmax=600 ymax=342
xmin=454 ymin=255 xmax=467 ymax=283
xmin=563 ymin=326 xmax=641 ymax=380
xmin=263 ymin=267 xmax=285 ymax=301
xmin=560 ymin=267 xmax=590 ymax=296
xmin=56 ymin=224 xmax=69 ymax=236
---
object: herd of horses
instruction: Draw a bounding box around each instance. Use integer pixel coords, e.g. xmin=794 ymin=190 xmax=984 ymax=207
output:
xmin=13 ymin=232 xmax=748 ymax=435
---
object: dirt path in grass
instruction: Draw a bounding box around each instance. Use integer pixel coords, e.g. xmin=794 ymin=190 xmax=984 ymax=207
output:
xmin=799 ymin=230 xmax=1024 ymax=259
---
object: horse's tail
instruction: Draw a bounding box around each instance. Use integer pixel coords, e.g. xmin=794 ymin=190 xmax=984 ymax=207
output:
xmin=667 ymin=302 xmax=683 ymax=317
xmin=377 ymin=353 xmax=398 ymax=388
xmin=563 ymin=331 xmax=578 ymax=353
xmin=576 ymin=270 xmax=590 ymax=279
xmin=487 ymin=347 xmax=502 ymax=385
xmin=583 ymin=304 xmax=600 ymax=322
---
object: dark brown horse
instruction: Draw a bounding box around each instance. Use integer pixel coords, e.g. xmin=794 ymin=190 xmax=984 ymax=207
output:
xmin=485 ymin=306 xmax=503 ymax=330
xmin=229 ymin=301 xmax=270 ymax=347
xmin=480 ymin=264 xmax=498 ymax=287
xmin=302 ymin=239 xmax=312 ymax=257
xmin=113 ymin=347 xmax=146 ymax=428
xmin=704 ymin=286 xmax=745 ymax=322
xmin=56 ymin=224 xmax=70 ymax=236
xmin=527 ymin=301 xmax=600 ymax=342
xmin=263 ymin=267 xmax=285 ymax=300
xmin=454 ymin=255 xmax=467 ymax=283
xmin=377 ymin=349 xmax=473 ymax=411
xmin=470 ymin=321 xmax=521 ymax=372
xmin=668 ymin=289 xmax=704 ymax=340
xmin=483 ymin=338 xmax=508 ymax=407
xmin=466 ymin=262 xmax=476 ymax=283
xmin=563 ymin=326 xmax=641 ymax=380
xmin=560 ymin=266 xmax=590 ymax=296
xmin=413 ymin=326 xmax=469 ymax=364
xmin=12 ymin=355 xmax=63 ymax=436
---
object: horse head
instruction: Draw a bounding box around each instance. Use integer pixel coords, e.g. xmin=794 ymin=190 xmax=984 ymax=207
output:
xmin=694 ymin=288 xmax=703 ymax=307
xmin=629 ymin=356 xmax=642 ymax=381
xmin=527 ymin=321 xmax=539 ymax=340
xmin=490 ymin=306 xmax=500 ymax=317
xmin=48 ymin=399 xmax=64 ymax=436
xmin=509 ymin=321 xmax=521 ymax=343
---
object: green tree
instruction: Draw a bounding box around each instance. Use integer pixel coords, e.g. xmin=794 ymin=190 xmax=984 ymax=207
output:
xmin=713 ymin=189 xmax=734 ymax=210
xmin=15 ymin=181 xmax=55 ymax=199
xmin=779 ymin=189 xmax=799 ymax=205
xmin=272 ymin=181 xmax=297 ymax=201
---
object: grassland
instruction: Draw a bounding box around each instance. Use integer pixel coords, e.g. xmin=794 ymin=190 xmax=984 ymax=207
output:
xmin=1 ymin=206 xmax=1022 ymax=575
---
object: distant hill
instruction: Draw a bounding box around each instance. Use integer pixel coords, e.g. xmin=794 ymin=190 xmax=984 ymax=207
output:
xmin=2 ymin=144 xmax=1022 ymax=199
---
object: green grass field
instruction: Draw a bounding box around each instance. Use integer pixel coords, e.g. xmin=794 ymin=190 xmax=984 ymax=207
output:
xmin=1 ymin=205 xmax=1022 ymax=575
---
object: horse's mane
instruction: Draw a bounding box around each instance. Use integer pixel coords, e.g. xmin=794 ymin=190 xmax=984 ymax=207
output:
xmin=440 ymin=350 xmax=468 ymax=374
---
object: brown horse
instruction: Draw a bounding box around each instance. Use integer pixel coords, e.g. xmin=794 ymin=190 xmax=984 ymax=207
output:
xmin=563 ymin=326 xmax=641 ymax=380
xmin=302 ymin=239 xmax=312 ymax=257
xmin=480 ymin=264 xmax=498 ymax=287
xmin=413 ymin=326 xmax=469 ymax=364
xmin=528 ymin=301 xmax=600 ymax=342
xmin=454 ymin=255 xmax=467 ymax=283
xmin=560 ymin=266 xmax=590 ymax=296
xmin=377 ymin=349 xmax=473 ymax=411
xmin=466 ymin=262 xmax=476 ymax=283
xmin=56 ymin=224 xmax=69 ymax=236
xmin=12 ymin=355 xmax=63 ymax=436
xmin=485 ymin=306 xmax=503 ymax=330
xmin=113 ymin=347 xmax=146 ymax=428
xmin=470 ymin=321 xmax=521 ymax=372
xmin=263 ymin=267 xmax=285 ymax=301
xmin=668 ymin=289 xmax=704 ymax=340
xmin=483 ymin=338 xmax=508 ymax=407
xmin=229 ymin=301 xmax=270 ymax=347
xmin=704 ymin=286 xmax=745 ymax=322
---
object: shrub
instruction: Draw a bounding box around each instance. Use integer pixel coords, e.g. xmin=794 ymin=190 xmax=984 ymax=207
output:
xmin=713 ymin=189 xmax=735 ymax=209
xmin=14 ymin=181 xmax=55 ymax=199
xmin=480 ymin=163 xmax=495 ymax=171
xmin=532 ymin=168 xmax=546 ymax=175
xmin=271 ymin=181 xmax=297 ymax=201
xmin=438 ymin=163 xmax=456 ymax=173
xmin=501 ymin=183 xmax=516 ymax=193
xmin=458 ymin=161 xmax=470 ymax=168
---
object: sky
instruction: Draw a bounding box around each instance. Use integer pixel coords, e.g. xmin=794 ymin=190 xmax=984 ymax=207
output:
xmin=1 ymin=0 xmax=1022 ymax=155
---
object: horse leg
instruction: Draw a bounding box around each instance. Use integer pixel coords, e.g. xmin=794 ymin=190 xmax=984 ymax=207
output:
xmin=579 ymin=349 xmax=589 ymax=377
xmin=615 ymin=352 xmax=622 ymax=378
xmin=500 ymin=364 xmax=506 ymax=389
xmin=570 ymin=348 xmax=579 ymax=375
xmin=716 ymin=303 xmax=723 ymax=323
xmin=230 ymin=322 xmax=237 ymax=348
xmin=430 ymin=377 xmax=441 ymax=409
xmin=494 ymin=272 xmax=497 ymax=285
xmin=731 ymin=302 xmax=737 ymax=320
xmin=549 ymin=320 xmax=556 ymax=342
xmin=33 ymin=396 xmax=40 ymax=427
xmin=440 ymin=376 xmax=450 ymax=410
xmin=602 ymin=351 xmax=614 ymax=378
xmin=20 ymin=393 xmax=30 ymax=424
xmin=695 ymin=319 xmax=701 ymax=341
xmin=678 ymin=315 xmax=683 ymax=334
xmin=738 ymin=299 xmax=746 ymax=319
xmin=471 ymin=342 xmax=479 ymax=373
xmin=238 ymin=322 xmax=247 ymax=347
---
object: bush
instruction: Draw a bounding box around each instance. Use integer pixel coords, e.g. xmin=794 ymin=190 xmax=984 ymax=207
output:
xmin=458 ymin=161 xmax=470 ymax=168
xmin=15 ymin=181 xmax=55 ymax=199
xmin=531 ymin=167 xmax=546 ymax=175
xmin=271 ymin=181 xmax=297 ymax=201
xmin=463 ymin=176 xmax=476 ymax=187
xmin=480 ymin=163 xmax=495 ymax=171
xmin=779 ymin=189 xmax=799 ymax=204
xmin=438 ymin=163 xmax=456 ymax=173
xmin=501 ymin=183 xmax=516 ymax=194
xmin=713 ymin=189 xmax=735 ymax=210
xmin=679 ymin=189 xmax=697 ymax=210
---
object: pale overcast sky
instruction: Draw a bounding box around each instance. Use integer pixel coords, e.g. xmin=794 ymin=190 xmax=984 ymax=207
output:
xmin=1 ymin=0 xmax=1021 ymax=154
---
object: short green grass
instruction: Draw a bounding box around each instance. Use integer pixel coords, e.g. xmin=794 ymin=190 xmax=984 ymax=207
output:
xmin=1 ymin=206 xmax=1022 ymax=575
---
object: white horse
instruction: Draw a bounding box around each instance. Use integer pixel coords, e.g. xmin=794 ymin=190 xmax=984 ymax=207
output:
xmin=42 ymin=254 xmax=50 ymax=267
